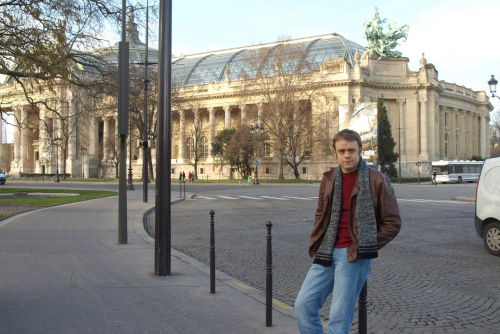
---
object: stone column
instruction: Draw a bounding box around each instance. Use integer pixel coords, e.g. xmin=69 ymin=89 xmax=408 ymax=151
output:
xmin=179 ymin=110 xmax=186 ymax=160
xmin=439 ymin=107 xmax=446 ymax=159
xmin=419 ymin=98 xmax=428 ymax=158
xmin=223 ymin=105 xmax=231 ymax=129
xmin=208 ymin=107 xmax=215 ymax=160
xmin=257 ymin=103 xmax=263 ymax=126
xmin=398 ymin=100 xmax=405 ymax=161
xmin=240 ymin=104 xmax=249 ymax=126
xmin=13 ymin=107 xmax=21 ymax=164
xmin=466 ymin=112 xmax=472 ymax=158
xmin=480 ymin=115 xmax=489 ymax=158
xmin=103 ymin=116 xmax=109 ymax=161
xmin=39 ymin=107 xmax=47 ymax=164
xmin=20 ymin=106 xmax=28 ymax=166
xmin=0 ymin=110 xmax=3 ymax=167
xmin=68 ymin=100 xmax=77 ymax=160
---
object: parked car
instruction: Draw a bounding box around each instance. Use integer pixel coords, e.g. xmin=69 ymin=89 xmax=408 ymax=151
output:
xmin=475 ymin=157 xmax=500 ymax=256
xmin=0 ymin=169 xmax=5 ymax=185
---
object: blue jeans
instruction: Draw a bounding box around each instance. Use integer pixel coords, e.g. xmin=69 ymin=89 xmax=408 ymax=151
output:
xmin=294 ymin=248 xmax=373 ymax=334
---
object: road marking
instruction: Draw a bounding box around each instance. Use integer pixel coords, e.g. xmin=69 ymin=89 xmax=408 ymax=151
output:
xmin=217 ymin=196 xmax=240 ymax=200
xmin=196 ymin=196 xmax=216 ymax=200
xmin=238 ymin=196 xmax=262 ymax=200
xmin=398 ymin=199 xmax=472 ymax=204
xmin=261 ymin=196 xmax=289 ymax=201
xmin=281 ymin=196 xmax=314 ymax=200
xmin=233 ymin=281 xmax=253 ymax=290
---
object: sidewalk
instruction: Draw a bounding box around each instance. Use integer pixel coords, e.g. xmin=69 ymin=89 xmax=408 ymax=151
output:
xmin=0 ymin=189 xmax=298 ymax=334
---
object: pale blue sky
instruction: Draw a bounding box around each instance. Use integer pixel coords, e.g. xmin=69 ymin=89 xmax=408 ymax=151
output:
xmin=148 ymin=0 xmax=499 ymax=111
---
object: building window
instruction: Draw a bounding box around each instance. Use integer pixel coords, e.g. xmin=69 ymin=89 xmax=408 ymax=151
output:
xmin=302 ymin=166 xmax=307 ymax=174
xmin=199 ymin=167 xmax=204 ymax=175
xmin=186 ymin=137 xmax=194 ymax=159
xmin=445 ymin=113 xmax=448 ymax=126
xmin=264 ymin=143 xmax=271 ymax=157
xmin=200 ymin=137 xmax=208 ymax=159
xmin=265 ymin=167 xmax=270 ymax=174
xmin=171 ymin=168 xmax=175 ymax=175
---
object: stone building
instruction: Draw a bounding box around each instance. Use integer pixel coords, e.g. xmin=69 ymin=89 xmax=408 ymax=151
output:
xmin=0 ymin=25 xmax=492 ymax=180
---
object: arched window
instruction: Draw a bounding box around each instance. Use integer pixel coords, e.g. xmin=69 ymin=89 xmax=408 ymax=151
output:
xmin=186 ymin=137 xmax=194 ymax=159
xmin=444 ymin=133 xmax=449 ymax=157
xmin=200 ymin=137 xmax=208 ymax=159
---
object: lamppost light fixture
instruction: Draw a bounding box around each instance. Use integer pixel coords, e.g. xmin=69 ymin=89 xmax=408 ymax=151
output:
xmin=488 ymin=75 xmax=498 ymax=98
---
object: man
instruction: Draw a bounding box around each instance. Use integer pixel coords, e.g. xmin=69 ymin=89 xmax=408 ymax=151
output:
xmin=432 ymin=169 xmax=437 ymax=185
xmin=294 ymin=129 xmax=401 ymax=334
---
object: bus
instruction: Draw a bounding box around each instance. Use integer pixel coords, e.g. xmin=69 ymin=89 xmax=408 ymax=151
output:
xmin=431 ymin=160 xmax=484 ymax=184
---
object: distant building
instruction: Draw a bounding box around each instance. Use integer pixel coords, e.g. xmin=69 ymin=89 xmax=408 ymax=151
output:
xmin=0 ymin=18 xmax=492 ymax=179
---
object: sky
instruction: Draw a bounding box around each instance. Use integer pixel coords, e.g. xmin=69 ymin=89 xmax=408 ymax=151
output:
xmin=136 ymin=0 xmax=499 ymax=114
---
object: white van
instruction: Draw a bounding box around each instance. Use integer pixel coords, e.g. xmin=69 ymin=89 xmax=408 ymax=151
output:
xmin=475 ymin=157 xmax=500 ymax=256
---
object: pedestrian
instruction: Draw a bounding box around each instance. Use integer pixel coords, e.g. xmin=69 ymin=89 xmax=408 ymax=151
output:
xmin=432 ymin=169 xmax=437 ymax=185
xmin=182 ymin=171 xmax=186 ymax=182
xmin=188 ymin=171 xmax=192 ymax=183
xmin=294 ymin=129 xmax=401 ymax=334
xmin=192 ymin=172 xmax=195 ymax=183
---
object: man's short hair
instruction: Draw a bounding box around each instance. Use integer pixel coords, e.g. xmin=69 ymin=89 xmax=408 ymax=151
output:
xmin=332 ymin=129 xmax=362 ymax=150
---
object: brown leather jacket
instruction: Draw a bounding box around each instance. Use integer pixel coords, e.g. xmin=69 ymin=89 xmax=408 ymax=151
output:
xmin=309 ymin=168 xmax=401 ymax=262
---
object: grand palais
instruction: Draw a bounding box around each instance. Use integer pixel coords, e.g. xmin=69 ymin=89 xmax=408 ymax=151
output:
xmin=0 ymin=17 xmax=492 ymax=180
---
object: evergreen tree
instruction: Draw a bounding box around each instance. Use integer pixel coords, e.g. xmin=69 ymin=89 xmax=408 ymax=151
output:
xmin=377 ymin=98 xmax=399 ymax=179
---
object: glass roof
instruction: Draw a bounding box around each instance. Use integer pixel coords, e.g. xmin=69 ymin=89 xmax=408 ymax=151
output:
xmin=172 ymin=34 xmax=365 ymax=86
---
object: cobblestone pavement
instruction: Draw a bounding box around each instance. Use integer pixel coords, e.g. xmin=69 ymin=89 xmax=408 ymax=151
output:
xmin=146 ymin=184 xmax=500 ymax=333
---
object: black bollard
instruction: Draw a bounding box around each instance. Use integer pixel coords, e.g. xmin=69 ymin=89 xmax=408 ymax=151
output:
xmin=183 ymin=180 xmax=186 ymax=199
xmin=179 ymin=181 xmax=182 ymax=198
xmin=266 ymin=221 xmax=273 ymax=327
xmin=358 ymin=280 xmax=368 ymax=334
xmin=210 ymin=210 xmax=215 ymax=294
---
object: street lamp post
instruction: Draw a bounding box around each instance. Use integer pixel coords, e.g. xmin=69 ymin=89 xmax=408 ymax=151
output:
xmin=53 ymin=137 xmax=62 ymax=182
xmin=81 ymin=147 xmax=87 ymax=179
xmin=250 ymin=124 xmax=264 ymax=185
xmin=128 ymin=108 xmax=139 ymax=190
xmin=488 ymin=75 xmax=499 ymax=99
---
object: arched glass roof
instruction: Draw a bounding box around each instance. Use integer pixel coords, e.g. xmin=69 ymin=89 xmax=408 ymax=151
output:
xmin=172 ymin=33 xmax=365 ymax=86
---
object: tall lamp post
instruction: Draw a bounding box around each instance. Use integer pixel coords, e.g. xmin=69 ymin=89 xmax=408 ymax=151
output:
xmin=250 ymin=124 xmax=264 ymax=185
xmin=81 ymin=147 xmax=87 ymax=179
xmin=128 ymin=108 xmax=139 ymax=190
xmin=488 ymin=75 xmax=499 ymax=99
xmin=53 ymin=137 xmax=62 ymax=182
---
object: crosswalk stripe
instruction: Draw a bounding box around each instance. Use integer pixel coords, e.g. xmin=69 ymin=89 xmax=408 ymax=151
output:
xmin=261 ymin=196 xmax=289 ymax=201
xmin=238 ymin=196 xmax=262 ymax=200
xmin=398 ymin=199 xmax=471 ymax=204
xmin=281 ymin=196 xmax=314 ymax=200
xmin=217 ymin=196 xmax=240 ymax=200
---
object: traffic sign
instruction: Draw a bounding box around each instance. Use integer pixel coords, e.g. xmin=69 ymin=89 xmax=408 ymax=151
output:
xmin=416 ymin=162 xmax=421 ymax=167
xmin=255 ymin=160 xmax=259 ymax=166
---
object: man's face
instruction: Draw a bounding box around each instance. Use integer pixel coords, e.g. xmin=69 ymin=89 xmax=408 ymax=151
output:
xmin=334 ymin=139 xmax=361 ymax=174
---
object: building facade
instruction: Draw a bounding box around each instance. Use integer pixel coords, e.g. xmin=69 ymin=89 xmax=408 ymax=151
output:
xmin=0 ymin=28 xmax=492 ymax=180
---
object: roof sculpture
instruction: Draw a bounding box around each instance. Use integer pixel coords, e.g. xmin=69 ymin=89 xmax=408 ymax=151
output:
xmin=364 ymin=7 xmax=409 ymax=59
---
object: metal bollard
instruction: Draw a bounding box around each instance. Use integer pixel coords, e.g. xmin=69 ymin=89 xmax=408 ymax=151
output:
xmin=210 ymin=210 xmax=215 ymax=294
xmin=179 ymin=181 xmax=182 ymax=198
xmin=358 ymin=280 xmax=367 ymax=334
xmin=183 ymin=180 xmax=186 ymax=199
xmin=266 ymin=221 xmax=273 ymax=327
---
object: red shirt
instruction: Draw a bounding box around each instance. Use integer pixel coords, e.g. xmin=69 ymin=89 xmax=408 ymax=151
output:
xmin=335 ymin=170 xmax=357 ymax=248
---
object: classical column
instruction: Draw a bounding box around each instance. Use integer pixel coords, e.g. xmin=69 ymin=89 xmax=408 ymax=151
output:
xmin=20 ymin=106 xmax=28 ymax=167
xmin=439 ymin=107 xmax=446 ymax=159
xmin=179 ymin=110 xmax=186 ymax=160
xmin=103 ymin=116 xmax=110 ymax=161
xmin=257 ymin=103 xmax=263 ymax=126
xmin=240 ymin=104 xmax=248 ymax=126
xmin=39 ymin=107 xmax=47 ymax=164
xmin=0 ymin=110 xmax=3 ymax=166
xmin=208 ymin=107 xmax=215 ymax=160
xmin=419 ymin=98 xmax=428 ymax=157
xmin=68 ymin=99 xmax=77 ymax=160
xmin=466 ymin=112 xmax=473 ymax=158
xmin=223 ymin=105 xmax=231 ymax=129
xmin=480 ymin=115 xmax=489 ymax=158
xmin=13 ymin=107 xmax=21 ymax=164
xmin=398 ymin=100 xmax=405 ymax=161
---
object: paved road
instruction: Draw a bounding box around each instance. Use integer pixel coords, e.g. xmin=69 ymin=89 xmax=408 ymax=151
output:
xmin=147 ymin=182 xmax=500 ymax=334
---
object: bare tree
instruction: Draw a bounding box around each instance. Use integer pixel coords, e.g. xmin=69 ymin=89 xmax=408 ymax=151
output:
xmin=239 ymin=37 xmax=336 ymax=179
